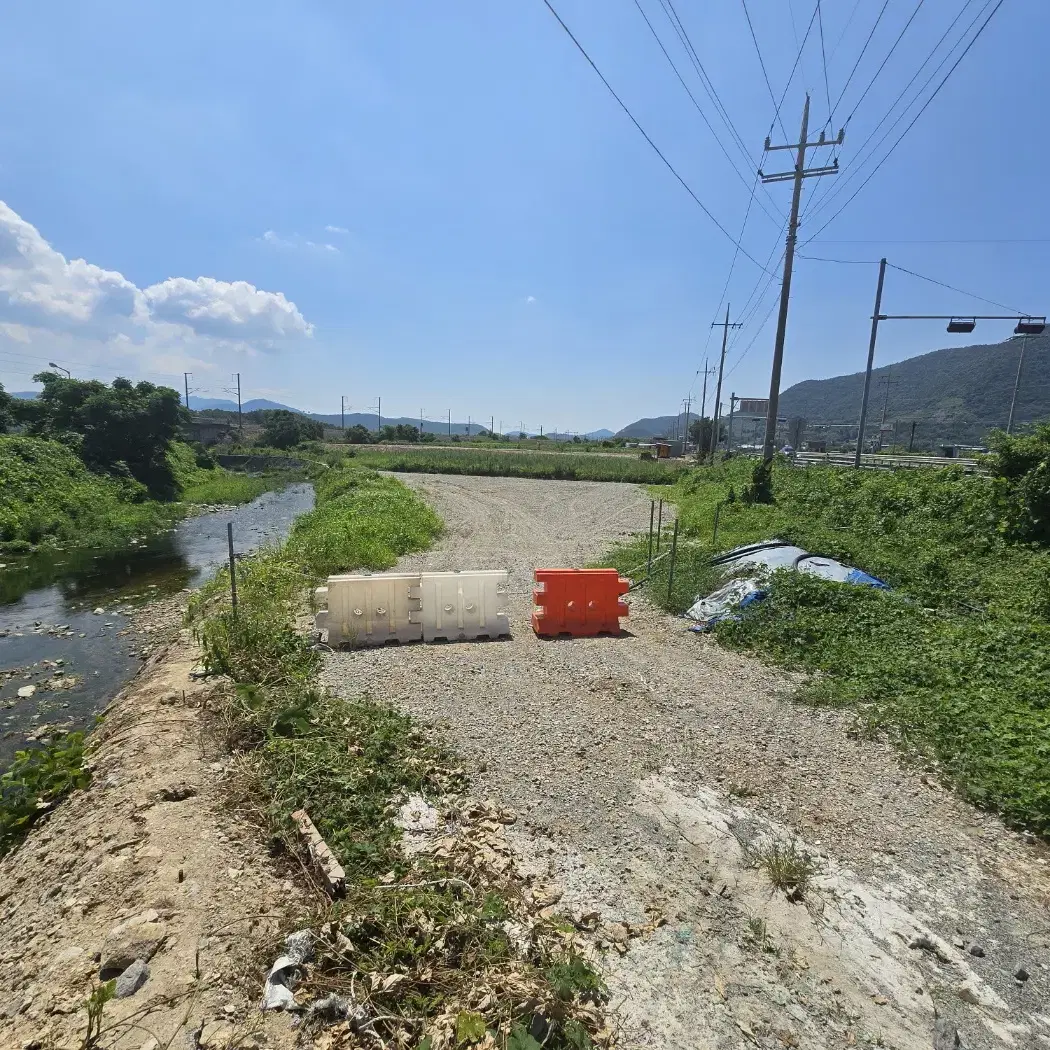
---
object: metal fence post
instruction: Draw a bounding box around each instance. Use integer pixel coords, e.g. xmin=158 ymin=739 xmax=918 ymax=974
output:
xmin=656 ymin=499 xmax=664 ymax=552
xmin=666 ymin=517 xmax=680 ymax=605
xmin=647 ymin=500 xmax=655 ymax=574
xmin=227 ymin=522 xmax=238 ymax=616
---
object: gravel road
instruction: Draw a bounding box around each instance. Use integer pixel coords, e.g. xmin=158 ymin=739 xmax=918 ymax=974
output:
xmin=322 ymin=473 xmax=1050 ymax=1050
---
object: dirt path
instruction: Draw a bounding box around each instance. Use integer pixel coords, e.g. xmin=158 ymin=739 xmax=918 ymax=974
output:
xmin=322 ymin=474 xmax=1050 ymax=1050
xmin=0 ymin=610 xmax=306 ymax=1050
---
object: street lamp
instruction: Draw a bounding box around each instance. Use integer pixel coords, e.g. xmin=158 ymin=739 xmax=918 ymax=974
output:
xmin=48 ymin=362 xmax=71 ymax=377
xmin=854 ymin=258 xmax=1045 ymax=466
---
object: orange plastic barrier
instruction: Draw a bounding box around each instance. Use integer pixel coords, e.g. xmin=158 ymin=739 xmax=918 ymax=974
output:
xmin=532 ymin=568 xmax=629 ymax=638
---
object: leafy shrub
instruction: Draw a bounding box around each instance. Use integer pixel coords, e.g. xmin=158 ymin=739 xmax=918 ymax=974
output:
xmin=1 ymin=733 xmax=90 ymax=856
xmin=989 ymin=423 xmax=1050 ymax=545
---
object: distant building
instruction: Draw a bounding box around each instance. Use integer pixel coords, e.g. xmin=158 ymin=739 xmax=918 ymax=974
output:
xmin=728 ymin=398 xmax=786 ymax=450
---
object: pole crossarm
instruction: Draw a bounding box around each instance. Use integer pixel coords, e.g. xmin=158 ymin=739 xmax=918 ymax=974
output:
xmin=760 ymin=162 xmax=839 ymax=184
xmin=764 ymin=129 xmax=844 ymax=152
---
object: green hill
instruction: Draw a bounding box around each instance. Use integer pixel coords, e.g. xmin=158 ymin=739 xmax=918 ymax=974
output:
xmin=778 ymin=333 xmax=1050 ymax=438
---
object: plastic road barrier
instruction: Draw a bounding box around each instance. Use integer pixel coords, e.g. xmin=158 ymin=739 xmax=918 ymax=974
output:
xmin=419 ymin=570 xmax=511 ymax=642
xmin=532 ymin=568 xmax=629 ymax=638
xmin=314 ymin=572 xmax=423 ymax=646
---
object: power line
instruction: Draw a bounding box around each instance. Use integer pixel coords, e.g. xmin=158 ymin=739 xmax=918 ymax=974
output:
xmin=832 ymin=0 xmax=891 ymax=115
xmin=797 ymin=252 xmax=881 ymax=264
xmin=816 ymin=0 xmax=833 ymax=125
xmin=540 ymin=0 xmax=776 ymax=274
xmin=769 ymin=2 xmax=820 ymax=147
xmin=887 ymin=262 xmax=1024 ymax=313
xmin=741 ymin=0 xmax=791 ymax=143
xmin=810 ymin=237 xmax=1050 ymax=244
xmin=803 ymin=0 xmax=1006 ymax=241
xmin=803 ymin=0 xmax=986 ymax=224
xmin=829 ymin=0 xmax=865 ymax=61
xmin=631 ymin=0 xmax=784 ymax=226
xmin=841 ymin=0 xmax=927 ymax=128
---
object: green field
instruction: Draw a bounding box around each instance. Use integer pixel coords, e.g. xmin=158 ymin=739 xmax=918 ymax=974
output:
xmin=343 ymin=444 xmax=688 ymax=483
xmin=608 ymin=446 xmax=1050 ymax=834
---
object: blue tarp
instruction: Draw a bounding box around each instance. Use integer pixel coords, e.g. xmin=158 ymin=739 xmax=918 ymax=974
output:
xmin=687 ymin=540 xmax=888 ymax=631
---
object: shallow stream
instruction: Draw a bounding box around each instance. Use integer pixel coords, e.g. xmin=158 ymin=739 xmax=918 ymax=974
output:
xmin=0 ymin=483 xmax=314 ymax=766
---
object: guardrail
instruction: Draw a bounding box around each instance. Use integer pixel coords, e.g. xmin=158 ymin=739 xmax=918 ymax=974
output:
xmin=794 ymin=451 xmax=987 ymax=474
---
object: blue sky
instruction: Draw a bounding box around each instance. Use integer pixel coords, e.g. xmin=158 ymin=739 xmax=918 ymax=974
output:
xmin=0 ymin=0 xmax=1045 ymax=432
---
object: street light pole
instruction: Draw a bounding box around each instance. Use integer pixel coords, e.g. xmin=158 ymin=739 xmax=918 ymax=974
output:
xmin=48 ymin=361 xmax=71 ymax=378
xmin=1007 ymin=334 xmax=1030 ymax=434
xmin=854 ymin=258 xmax=887 ymax=469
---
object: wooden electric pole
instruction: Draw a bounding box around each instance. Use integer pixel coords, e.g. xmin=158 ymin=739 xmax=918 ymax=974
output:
xmin=710 ymin=303 xmax=742 ymax=461
xmin=760 ymin=96 xmax=843 ymax=464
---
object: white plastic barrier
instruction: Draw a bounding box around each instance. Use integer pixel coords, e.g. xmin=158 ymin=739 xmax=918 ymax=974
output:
xmin=315 ymin=572 xmax=423 ymax=647
xmin=419 ymin=570 xmax=511 ymax=642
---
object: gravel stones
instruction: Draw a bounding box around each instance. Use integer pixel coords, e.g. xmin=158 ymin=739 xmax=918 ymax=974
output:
xmin=114 ymin=959 xmax=149 ymax=998
xmin=99 ymin=915 xmax=166 ymax=978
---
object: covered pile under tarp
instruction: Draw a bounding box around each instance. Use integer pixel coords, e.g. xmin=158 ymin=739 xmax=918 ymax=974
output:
xmin=686 ymin=540 xmax=888 ymax=630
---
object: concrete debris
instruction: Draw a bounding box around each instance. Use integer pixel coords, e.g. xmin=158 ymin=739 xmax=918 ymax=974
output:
xmin=292 ymin=809 xmax=346 ymax=897
xmin=396 ymin=794 xmax=440 ymax=834
xmin=115 ymin=958 xmax=150 ymax=998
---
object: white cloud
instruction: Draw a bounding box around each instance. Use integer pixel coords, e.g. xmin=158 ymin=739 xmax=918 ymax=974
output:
xmin=525 ymin=295 xmax=536 ymax=304
xmin=0 ymin=201 xmax=313 ymax=355
xmin=144 ymin=277 xmax=313 ymax=340
xmin=325 ymin=225 xmax=349 ymax=235
xmin=260 ymin=229 xmax=340 ymax=255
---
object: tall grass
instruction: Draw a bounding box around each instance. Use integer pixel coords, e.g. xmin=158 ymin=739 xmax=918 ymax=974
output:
xmin=345 ymin=445 xmax=687 ymax=484
xmin=607 ymin=457 xmax=1050 ymax=833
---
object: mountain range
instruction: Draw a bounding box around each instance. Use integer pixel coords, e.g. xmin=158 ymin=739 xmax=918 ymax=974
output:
xmin=12 ymin=333 xmax=1044 ymax=442
xmin=777 ymin=332 xmax=1049 ymax=432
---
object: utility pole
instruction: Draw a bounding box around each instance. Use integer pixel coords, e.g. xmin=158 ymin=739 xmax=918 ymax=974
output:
xmin=420 ymin=408 xmax=424 ymax=437
xmin=760 ymin=95 xmax=843 ymax=464
xmin=909 ymin=421 xmax=917 ymax=452
xmin=448 ymin=409 xmax=452 ymax=438
xmin=710 ymin=303 xmax=742 ymax=461
xmin=183 ymin=372 xmax=192 ymax=411
xmin=491 ymin=415 xmax=495 ymax=438
xmin=681 ymin=397 xmax=692 ymax=450
xmin=467 ymin=415 xmax=472 ymax=437
xmin=235 ymin=373 xmax=242 ymax=435
xmin=727 ymin=393 xmax=737 ymax=453
xmin=878 ymin=371 xmax=893 ymax=451
xmin=377 ymin=397 xmax=381 ymax=432
xmin=1007 ymin=334 xmax=1030 ymax=434
xmin=855 ymin=257 xmax=887 ymax=468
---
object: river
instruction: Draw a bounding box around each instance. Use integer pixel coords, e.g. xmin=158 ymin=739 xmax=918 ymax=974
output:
xmin=0 ymin=483 xmax=314 ymax=767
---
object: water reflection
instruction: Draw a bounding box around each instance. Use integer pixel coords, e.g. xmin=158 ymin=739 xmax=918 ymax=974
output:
xmin=0 ymin=483 xmax=314 ymax=766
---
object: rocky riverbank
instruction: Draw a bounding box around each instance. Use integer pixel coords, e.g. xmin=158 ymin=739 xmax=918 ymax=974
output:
xmin=0 ymin=625 xmax=307 ymax=1049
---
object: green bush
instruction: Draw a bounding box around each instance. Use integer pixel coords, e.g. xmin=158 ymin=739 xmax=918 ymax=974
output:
xmin=989 ymin=423 xmax=1050 ymax=545
xmin=1 ymin=733 xmax=90 ymax=857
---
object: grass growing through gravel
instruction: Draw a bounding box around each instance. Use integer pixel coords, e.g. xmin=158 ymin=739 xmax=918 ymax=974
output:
xmin=607 ymin=443 xmax=1050 ymax=834
xmin=191 ymin=466 xmax=610 ymax=1049
xmin=345 ymin=444 xmax=688 ymax=484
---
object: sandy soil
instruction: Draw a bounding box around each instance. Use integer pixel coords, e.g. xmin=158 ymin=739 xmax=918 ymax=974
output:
xmin=322 ymin=473 xmax=1050 ymax=1050
xmin=0 ymin=608 xmax=307 ymax=1050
